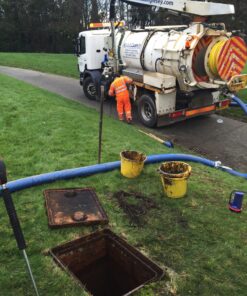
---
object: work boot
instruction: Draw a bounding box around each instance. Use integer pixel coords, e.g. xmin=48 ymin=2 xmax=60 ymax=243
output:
xmin=118 ymin=114 xmax=124 ymax=121
xmin=127 ymin=118 xmax=132 ymax=124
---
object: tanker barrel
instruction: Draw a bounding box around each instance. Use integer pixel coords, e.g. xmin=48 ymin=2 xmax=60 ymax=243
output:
xmin=118 ymin=28 xmax=247 ymax=87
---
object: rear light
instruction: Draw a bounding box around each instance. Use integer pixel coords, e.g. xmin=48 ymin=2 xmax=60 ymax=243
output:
xmin=216 ymin=99 xmax=230 ymax=110
xmin=169 ymin=110 xmax=184 ymax=119
xmin=220 ymin=100 xmax=230 ymax=107
xmin=169 ymin=104 xmax=218 ymax=120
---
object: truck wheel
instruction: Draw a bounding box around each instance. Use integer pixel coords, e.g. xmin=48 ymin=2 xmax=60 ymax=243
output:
xmin=138 ymin=94 xmax=157 ymax=127
xmin=83 ymin=76 xmax=97 ymax=100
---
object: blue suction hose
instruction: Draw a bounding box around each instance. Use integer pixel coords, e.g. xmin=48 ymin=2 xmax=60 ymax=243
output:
xmin=230 ymin=95 xmax=247 ymax=115
xmin=0 ymin=154 xmax=246 ymax=195
xmin=230 ymin=102 xmax=247 ymax=107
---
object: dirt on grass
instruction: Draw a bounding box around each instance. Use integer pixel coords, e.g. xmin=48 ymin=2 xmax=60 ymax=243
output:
xmin=113 ymin=190 xmax=158 ymax=226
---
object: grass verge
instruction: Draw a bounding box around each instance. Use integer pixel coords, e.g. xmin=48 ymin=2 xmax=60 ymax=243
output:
xmin=0 ymin=74 xmax=247 ymax=296
xmin=0 ymin=52 xmax=247 ymax=122
xmin=0 ymin=52 xmax=78 ymax=78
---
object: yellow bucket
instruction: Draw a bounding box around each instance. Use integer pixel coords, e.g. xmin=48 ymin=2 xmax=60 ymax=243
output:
xmin=158 ymin=161 xmax=192 ymax=198
xmin=120 ymin=150 xmax=147 ymax=178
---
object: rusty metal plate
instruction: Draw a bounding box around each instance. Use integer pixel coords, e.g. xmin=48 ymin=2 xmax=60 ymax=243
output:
xmin=44 ymin=188 xmax=108 ymax=228
xmin=50 ymin=229 xmax=164 ymax=296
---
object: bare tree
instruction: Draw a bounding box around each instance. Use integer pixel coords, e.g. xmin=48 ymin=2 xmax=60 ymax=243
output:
xmin=91 ymin=0 xmax=100 ymax=22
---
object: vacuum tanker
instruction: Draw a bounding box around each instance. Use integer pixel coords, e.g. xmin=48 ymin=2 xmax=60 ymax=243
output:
xmin=76 ymin=0 xmax=247 ymax=127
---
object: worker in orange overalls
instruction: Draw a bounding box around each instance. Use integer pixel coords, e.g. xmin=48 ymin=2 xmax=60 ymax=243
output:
xmin=108 ymin=74 xmax=133 ymax=123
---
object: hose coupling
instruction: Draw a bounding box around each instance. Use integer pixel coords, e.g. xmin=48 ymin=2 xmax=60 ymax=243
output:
xmin=214 ymin=161 xmax=222 ymax=168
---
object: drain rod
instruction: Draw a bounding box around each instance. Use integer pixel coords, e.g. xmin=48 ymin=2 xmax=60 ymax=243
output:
xmin=0 ymin=160 xmax=39 ymax=296
xmin=98 ymin=84 xmax=105 ymax=164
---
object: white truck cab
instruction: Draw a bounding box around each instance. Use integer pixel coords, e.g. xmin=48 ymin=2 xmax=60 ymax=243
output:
xmin=76 ymin=29 xmax=111 ymax=100
xmin=77 ymin=30 xmax=110 ymax=73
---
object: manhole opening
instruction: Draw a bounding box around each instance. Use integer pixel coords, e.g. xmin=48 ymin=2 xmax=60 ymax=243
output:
xmin=50 ymin=229 xmax=163 ymax=296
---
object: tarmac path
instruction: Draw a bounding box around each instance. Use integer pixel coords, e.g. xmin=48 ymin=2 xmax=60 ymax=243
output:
xmin=0 ymin=65 xmax=246 ymax=171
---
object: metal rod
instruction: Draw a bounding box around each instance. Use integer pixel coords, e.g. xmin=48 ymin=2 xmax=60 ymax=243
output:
xmin=98 ymin=85 xmax=105 ymax=164
xmin=22 ymin=250 xmax=40 ymax=296
xmin=0 ymin=160 xmax=39 ymax=296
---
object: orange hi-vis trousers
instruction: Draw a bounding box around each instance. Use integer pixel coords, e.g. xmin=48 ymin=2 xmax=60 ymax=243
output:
xmin=116 ymin=94 xmax=132 ymax=121
xmin=108 ymin=76 xmax=133 ymax=121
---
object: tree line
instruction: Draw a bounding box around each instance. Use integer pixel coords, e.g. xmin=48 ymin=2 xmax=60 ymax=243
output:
xmin=0 ymin=0 xmax=246 ymax=53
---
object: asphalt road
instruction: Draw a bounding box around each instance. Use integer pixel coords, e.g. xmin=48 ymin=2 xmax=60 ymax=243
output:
xmin=0 ymin=65 xmax=246 ymax=171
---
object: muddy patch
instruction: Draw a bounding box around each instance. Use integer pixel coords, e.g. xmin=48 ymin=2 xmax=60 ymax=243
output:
xmin=113 ymin=191 xmax=158 ymax=226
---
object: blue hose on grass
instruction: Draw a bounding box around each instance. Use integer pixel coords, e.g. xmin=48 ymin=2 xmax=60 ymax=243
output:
xmin=1 ymin=154 xmax=246 ymax=195
xmin=230 ymin=102 xmax=247 ymax=107
xmin=230 ymin=95 xmax=247 ymax=115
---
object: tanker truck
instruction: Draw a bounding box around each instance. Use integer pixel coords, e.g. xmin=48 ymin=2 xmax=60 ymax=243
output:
xmin=76 ymin=0 xmax=247 ymax=127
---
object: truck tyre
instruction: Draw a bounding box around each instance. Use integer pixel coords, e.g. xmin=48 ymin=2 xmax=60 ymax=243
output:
xmin=83 ymin=76 xmax=97 ymax=100
xmin=138 ymin=94 xmax=157 ymax=127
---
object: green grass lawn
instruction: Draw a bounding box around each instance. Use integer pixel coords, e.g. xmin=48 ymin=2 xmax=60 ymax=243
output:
xmin=0 ymin=74 xmax=247 ymax=295
xmin=0 ymin=52 xmax=247 ymax=122
xmin=0 ymin=52 xmax=78 ymax=78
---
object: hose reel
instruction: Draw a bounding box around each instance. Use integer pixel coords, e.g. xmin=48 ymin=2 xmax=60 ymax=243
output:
xmin=193 ymin=36 xmax=247 ymax=83
xmin=207 ymin=36 xmax=247 ymax=81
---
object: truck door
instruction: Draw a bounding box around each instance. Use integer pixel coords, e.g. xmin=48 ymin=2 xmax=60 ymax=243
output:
xmin=77 ymin=35 xmax=87 ymax=73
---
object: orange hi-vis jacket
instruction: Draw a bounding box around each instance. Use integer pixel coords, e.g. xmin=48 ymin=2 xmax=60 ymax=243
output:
xmin=108 ymin=76 xmax=133 ymax=120
xmin=108 ymin=76 xmax=133 ymax=99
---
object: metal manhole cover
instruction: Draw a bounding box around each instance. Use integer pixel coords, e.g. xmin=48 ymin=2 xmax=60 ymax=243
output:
xmin=44 ymin=188 xmax=108 ymax=228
